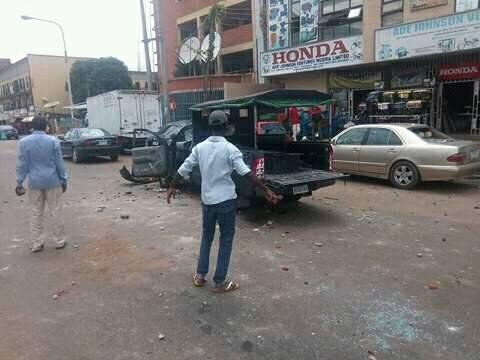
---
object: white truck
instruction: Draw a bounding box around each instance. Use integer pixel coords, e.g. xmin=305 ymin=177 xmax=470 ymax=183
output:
xmin=86 ymin=90 xmax=163 ymax=151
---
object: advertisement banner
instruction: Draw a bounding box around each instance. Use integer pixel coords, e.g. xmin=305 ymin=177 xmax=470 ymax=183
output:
xmin=438 ymin=62 xmax=480 ymax=80
xmin=300 ymin=0 xmax=319 ymax=43
xmin=260 ymin=36 xmax=363 ymax=77
xmin=410 ymin=0 xmax=448 ymax=11
xmin=375 ymin=9 xmax=480 ymax=62
xmin=268 ymin=0 xmax=289 ymax=50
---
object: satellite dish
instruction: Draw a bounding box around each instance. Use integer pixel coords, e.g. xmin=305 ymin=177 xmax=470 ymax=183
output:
xmin=199 ymin=32 xmax=221 ymax=62
xmin=178 ymin=37 xmax=201 ymax=64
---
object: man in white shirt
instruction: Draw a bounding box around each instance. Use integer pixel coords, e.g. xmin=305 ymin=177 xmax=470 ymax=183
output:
xmin=167 ymin=110 xmax=279 ymax=293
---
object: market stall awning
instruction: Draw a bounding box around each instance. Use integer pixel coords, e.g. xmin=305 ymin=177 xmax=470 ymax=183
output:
xmin=191 ymin=89 xmax=332 ymax=111
xmin=64 ymin=102 xmax=87 ymax=110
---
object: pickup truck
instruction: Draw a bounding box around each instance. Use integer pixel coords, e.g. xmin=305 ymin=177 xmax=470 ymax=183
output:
xmin=121 ymin=89 xmax=346 ymax=207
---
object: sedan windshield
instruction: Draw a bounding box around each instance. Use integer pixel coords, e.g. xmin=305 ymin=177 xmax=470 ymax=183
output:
xmin=408 ymin=126 xmax=453 ymax=143
xmin=79 ymin=128 xmax=109 ymax=137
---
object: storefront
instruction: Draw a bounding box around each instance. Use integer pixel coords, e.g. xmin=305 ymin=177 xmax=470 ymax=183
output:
xmin=374 ymin=8 xmax=480 ymax=137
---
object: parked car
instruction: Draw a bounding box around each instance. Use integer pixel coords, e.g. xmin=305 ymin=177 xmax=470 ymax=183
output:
xmin=0 ymin=125 xmax=19 ymax=140
xmin=331 ymin=124 xmax=480 ymax=189
xmin=60 ymin=128 xmax=122 ymax=163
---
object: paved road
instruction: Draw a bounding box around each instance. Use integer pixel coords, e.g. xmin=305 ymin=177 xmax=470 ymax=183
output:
xmin=1 ymin=140 xmax=479 ymax=360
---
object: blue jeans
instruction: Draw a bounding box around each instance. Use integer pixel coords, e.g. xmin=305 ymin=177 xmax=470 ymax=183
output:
xmin=197 ymin=199 xmax=236 ymax=285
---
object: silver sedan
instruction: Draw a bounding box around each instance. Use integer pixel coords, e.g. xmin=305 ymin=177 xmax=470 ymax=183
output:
xmin=331 ymin=124 xmax=480 ymax=189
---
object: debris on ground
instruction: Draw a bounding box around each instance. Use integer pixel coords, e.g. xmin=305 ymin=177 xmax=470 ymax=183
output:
xmin=266 ymin=220 xmax=274 ymax=226
xmin=442 ymin=237 xmax=447 ymax=242
xmin=160 ymin=227 xmax=165 ymax=231
xmin=281 ymin=266 xmax=289 ymax=271
xmin=427 ymin=283 xmax=439 ymax=290
xmin=71 ymin=281 xmax=76 ymax=286
xmin=253 ymin=228 xmax=259 ymax=232
xmin=52 ymin=289 xmax=68 ymax=300
xmin=96 ymin=206 xmax=106 ymax=213
xmin=367 ymin=350 xmax=377 ymax=360
xmin=416 ymin=253 xmax=423 ymax=258
xmin=124 ymin=191 xmax=133 ymax=196
xmin=314 ymin=242 xmax=323 ymax=247
xmin=281 ymin=233 xmax=287 ymax=237
xmin=73 ymin=245 xmax=79 ymax=250
xmin=158 ymin=333 xmax=166 ymax=341
xmin=120 ymin=215 xmax=130 ymax=220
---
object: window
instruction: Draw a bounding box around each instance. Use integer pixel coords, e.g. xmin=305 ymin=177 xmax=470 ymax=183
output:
xmin=365 ymin=128 xmax=403 ymax=145
xmin=291 ymin=0 xmax=301 ymax=45
xmin=336 ymin=128 xmax=368 ymax=145
xmin=321 ymin=0 xmax=362 ymax=14
xmin=382 ymin=0 xmax=403 ymax=27
xmin=222 ymin=49 xmax=253 ymax=74
xmin=456 ymin=0 xmax=479 ymax=12
xmin=319 ymin=0 xmax=363 ymax=41
xmin=222 ymin=0 xmax=252 ymax=31
xmin=178 ymin=19 xmax=197 ymax=43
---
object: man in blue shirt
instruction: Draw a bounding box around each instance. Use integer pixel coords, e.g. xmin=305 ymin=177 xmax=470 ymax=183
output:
xmin=167 ymin=110 xmax=280 ymax=293
xmin=16 ymin=116 xmax=68 ymax=253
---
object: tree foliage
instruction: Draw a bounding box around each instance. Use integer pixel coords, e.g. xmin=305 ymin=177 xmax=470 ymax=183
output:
xmin=70 ymin=57 xmax=132 ymax=103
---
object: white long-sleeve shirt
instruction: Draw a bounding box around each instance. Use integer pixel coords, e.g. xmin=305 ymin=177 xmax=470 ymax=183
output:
xmin=177 ymin=136 xmax=251 ymax=205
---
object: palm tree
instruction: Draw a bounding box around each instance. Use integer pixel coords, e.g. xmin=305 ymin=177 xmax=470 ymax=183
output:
xmin=202 ymin=3 xmax=224 ymax=100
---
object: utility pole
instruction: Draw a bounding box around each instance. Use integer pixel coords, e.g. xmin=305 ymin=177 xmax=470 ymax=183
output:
xmin=139 ymin=0 xmax=154 ymax=90
xmin=152 ymin=0 xmax=171 ymax=124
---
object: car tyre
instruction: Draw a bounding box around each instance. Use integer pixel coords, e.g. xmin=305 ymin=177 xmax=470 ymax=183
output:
xmin=110 ymin=155 xmax=119 ymax=162
xmin=72 ymin=148 xmax=82 ymax=163
xmin=389 ymin=161 xmax=419 ymax=189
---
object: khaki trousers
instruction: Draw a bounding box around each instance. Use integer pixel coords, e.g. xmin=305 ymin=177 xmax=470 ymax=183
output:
xmin=29 ymin=187 xmax=65 ymax=248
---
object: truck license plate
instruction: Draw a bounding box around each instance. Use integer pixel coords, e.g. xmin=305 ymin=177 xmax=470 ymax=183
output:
xmin=293 ymin=184 xmax=309 ymax=195
xmin=98 ymin=140 xmax=109 ymax=146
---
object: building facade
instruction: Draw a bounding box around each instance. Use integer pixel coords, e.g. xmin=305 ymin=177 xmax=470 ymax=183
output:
xmin=255 ymin=0 xmax=480 ymax=137
xmin=154 ymin=0 xmax=256 ymax=121
xmin=0 ymin=54 xmax=90 ymax=124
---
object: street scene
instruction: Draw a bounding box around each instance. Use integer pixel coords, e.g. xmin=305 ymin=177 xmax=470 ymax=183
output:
xmin=2 ymin=0 xmax=480 ymax=359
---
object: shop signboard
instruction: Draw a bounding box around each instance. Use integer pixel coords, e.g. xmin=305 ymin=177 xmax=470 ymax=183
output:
xmin=260 ymin=36 xmax=363 ymax=77
xmin=438 ymin=62 xmax=480 ymax=80
xmin=268 ymin=0 xmax=289 ymax=50
xmin=375 ymin=9 xmax=480 ymax=62
xmin=410 ymin=0 xmax=448 ymax=11
xmin=299 ymin=0 xmax=319 ymax=43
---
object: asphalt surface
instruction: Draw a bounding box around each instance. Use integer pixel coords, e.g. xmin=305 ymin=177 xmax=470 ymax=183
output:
xmin=1 ymin=139 xmax=479 ymax=360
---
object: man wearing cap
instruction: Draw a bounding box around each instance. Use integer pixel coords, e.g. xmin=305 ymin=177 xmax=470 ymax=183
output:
xmin=167 ymin=110 xmax=280 ymax=293
xmin=15 ymin=116 xmax=68 ymax=253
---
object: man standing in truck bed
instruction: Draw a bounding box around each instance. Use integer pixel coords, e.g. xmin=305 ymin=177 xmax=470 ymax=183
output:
xmin=167 ymin=110 xmax=280 ymax=293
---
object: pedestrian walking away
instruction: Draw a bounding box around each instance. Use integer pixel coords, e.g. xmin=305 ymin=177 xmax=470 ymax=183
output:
xmin=15 ymin=116 xmax=68 ymax=253
xmin=167 ymin=110 xmax=280 ymax=293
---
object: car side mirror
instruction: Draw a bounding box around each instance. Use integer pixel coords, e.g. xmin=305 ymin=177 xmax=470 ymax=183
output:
xmin=331 ymin=138 xmax=336 ymax=145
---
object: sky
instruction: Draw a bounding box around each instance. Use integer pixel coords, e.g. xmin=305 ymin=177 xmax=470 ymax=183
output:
xmin=0 ymin=0 xmax=155 ymax=71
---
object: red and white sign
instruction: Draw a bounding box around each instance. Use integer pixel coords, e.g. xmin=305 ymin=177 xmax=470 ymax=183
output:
xmin=438 ymin=62 xmax=480 ymax=81
xmin=260 ymin=36 xmax=363 ymax=77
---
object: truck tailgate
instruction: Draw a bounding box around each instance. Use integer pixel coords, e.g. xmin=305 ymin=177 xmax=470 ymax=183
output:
xmin=265 ymin=168 xmax=347 ymax=195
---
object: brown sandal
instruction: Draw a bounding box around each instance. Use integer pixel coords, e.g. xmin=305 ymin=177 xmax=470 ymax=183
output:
xmin=193 ymin=274 xmax=207 ymax=287
xmin=211 ymin=280 xmax=239 ymax=293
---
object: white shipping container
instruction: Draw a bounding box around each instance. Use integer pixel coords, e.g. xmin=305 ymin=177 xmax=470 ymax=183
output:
xmin=86 ymin=90 xmax=162 ymax=134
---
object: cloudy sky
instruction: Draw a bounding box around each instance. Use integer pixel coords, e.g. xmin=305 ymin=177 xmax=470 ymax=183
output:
xmin=0 ymin=0 xmax=154 ymax=70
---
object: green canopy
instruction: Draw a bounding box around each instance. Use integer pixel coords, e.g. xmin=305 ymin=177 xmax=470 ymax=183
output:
xmin=190 ymin=89 xmax=332 ymax=111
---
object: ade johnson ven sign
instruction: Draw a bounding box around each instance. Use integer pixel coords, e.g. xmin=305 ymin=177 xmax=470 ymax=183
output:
xmin=260 ymin=36 xmax=363 ymax=77
xmin=376 ymin=9 xmax=480 ymax=62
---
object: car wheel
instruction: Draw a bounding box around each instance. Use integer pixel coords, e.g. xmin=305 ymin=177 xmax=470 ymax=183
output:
xmin=110 ymin=155 xmax=119 ymax=162
xmin=72 ymin=148 xmax=82 ymax=163
xmin=390 ymin=161 xmax=419 ymax=189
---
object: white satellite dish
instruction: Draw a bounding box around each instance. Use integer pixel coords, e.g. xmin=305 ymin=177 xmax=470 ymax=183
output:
xmin=178 ymin=37 xmax=201 ymax=64
xmin=199 ymin=32 xmax=222 ymax=62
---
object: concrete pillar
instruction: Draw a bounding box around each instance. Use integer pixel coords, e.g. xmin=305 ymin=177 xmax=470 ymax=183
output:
xmin=362 ymin=0 xmax=382 ymax=64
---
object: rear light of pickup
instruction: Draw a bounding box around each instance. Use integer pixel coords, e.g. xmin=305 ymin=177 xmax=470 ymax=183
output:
xmin=328 ymin=144 xmax=335 ymax=171
xmin=252 ymin=157 xmax=265 ymax=179
xmin=447 ymin=152 xmax=466 ymax=164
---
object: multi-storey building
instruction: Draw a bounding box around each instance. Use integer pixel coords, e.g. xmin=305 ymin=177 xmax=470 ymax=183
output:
xmin=255 ymin=0 xmax=480 ymax=137
xmin=0 ymin=54 xmax=90 ymax=124
xmin=154 ymin=0 xmax=257 ymax=121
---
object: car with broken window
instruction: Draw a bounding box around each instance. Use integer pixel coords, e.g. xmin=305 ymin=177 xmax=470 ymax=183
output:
xmin=331 ymin=124 xmax=480 ymax=189
xmin=121 ymin=89 xmax=347 ymax=207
